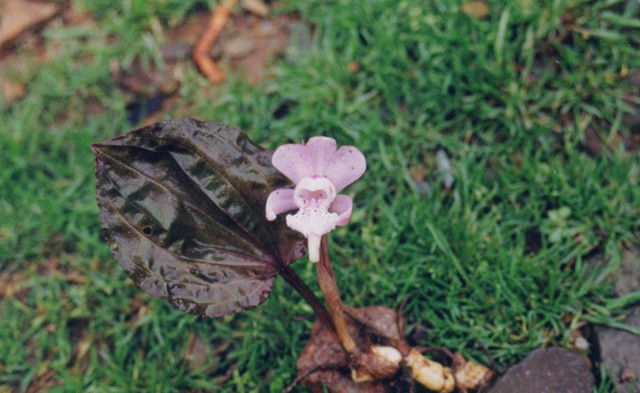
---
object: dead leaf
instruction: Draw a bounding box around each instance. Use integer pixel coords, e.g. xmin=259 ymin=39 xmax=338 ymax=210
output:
xmin=461 ymin=1 xmax=489 ymax=19
xmin=0 ymin=0 xmax=60 ymax=48
xmin=72 ymin=334 xmax=92 ymax=365
xmin=217 ymin=14 xmax=295 ymax=84
xmin=222 ymin=36 xmax=255 ymax=58
xmin=24 ymin=369 xmax=59 ymax=393
xmin=409 ymin=165 xmax=427 ymax=182
xmin=168 ymin=10 xmax=303 ymax=85
xmin=185 ymin=334 xmax=209 ymax=370
xmin=296 ymin=306 xmax=402 ymax=393
xmin=110 ymin=59 xmax=179 ymax=97
xmin=584 ymin=128 xmax=602 ymax=156
xmin=344 ymin=306 xmax=406 ymax=349
xmin=568 ymin=329 xmax=589 ymax=351
xmin=241 ymin=0 xmax=269 ymax=17
xmin=0 ymin=271 xmax=30 ymax=298
xmin=0 ymin=76 xmax=26 ymax=106
xmin=620 ymin=366 xmax=635 ymax=383
xmin=61 ymin=6 xmax=95 ymax=27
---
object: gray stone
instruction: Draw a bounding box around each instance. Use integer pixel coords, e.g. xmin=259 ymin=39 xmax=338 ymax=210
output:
xmin=597 ymin=308 xmax=640 ymax=393
xmin=593 ymin=247 xmax=640 ymax=393
xmin=486 ymin=348 xmax=592 ymax=393
xmin=613 ymin=248 xmax=640 ymax=296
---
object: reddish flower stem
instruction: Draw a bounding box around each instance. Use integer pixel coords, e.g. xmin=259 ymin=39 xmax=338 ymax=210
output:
xmin=316 ymin=235 xmax=357 ymax=353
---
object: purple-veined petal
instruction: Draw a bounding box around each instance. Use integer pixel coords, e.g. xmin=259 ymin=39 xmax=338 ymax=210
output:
xmin=306 ymin=136 xmax=337 ymax=176
xmin=330 ymin=195 xmax=353 ymax=226
xmin=265 ymin=188 xmax=296 ymax=221
xmin=325 ymin=146 xmax=366 ymax=191
xmin=272 ymin=144 xmax=314 ymax=183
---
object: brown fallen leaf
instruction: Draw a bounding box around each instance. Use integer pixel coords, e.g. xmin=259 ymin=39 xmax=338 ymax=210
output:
xmin=241 ymin=0 xmax=269 ymax=17
xmin=461 ymin=1 xmax=489 ymax=19
xmin=110 ymin=58 xmax=179 ymax=97
xmin=344 ymin=305 xmax=409 ymax=355
xmin=24 ymin=368 xmax=59 ymax=393
xmin=409 ymin=165 xmax=427 ymax=182
xmin=0 ymin=76 xmax=26 ymax=106
xmin=185 ymin=333 xmax=209 ymax=370
xmin=620 ymin=366 xmax=635 ymax=383
xmin=0 ymin=271 xmax=30 ymax=298
xmin=0 ymin=0 xmax=60 ymax=48
xmin=584 ymin=127 xmax=602 ymax=156
xmin=296 ymin=308 xmax=389 ymax=393
xmin=228 ymin=15 xmax=294 ymax=84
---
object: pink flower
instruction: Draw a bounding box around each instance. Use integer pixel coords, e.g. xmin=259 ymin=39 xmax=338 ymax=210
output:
xmin=266 ymin=137 xmax=366 ymax=262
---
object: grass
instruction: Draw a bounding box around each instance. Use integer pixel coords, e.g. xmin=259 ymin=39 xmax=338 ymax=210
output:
xmin=1 ymin=0 xmax=639 ymax=392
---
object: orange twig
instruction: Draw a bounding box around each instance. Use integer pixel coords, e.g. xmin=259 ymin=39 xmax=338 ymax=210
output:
xmin=193 ymin=0 xmax=238 ymax=84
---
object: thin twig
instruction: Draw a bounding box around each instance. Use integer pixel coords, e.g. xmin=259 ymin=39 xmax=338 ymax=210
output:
xmin=414 ymin=345 xmax=455 ymax=363
xmin=477 ymin=341 xmax=497 ymax=373
xmin=282 ymin=365 xmax=343 ymax=393
xmin=192 ymin=0 xmax=238 ymax=84
xmin=396 ymin=295 xmax=410 ymax=337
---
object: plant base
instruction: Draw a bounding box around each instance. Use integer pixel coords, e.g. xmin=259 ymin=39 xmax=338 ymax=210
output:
xmin=295 ymin=305 xmax=493 ymax=393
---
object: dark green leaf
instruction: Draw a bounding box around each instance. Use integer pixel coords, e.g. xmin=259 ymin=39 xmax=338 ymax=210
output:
xmin=92 ymin=118 xmax=304 ymax=317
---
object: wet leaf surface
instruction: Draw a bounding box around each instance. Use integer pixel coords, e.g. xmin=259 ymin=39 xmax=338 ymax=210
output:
xmin=93 ymin=118 xmax=305 ymax=317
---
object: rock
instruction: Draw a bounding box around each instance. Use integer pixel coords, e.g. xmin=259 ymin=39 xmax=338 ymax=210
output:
xmin=597 ymin=308 xmax=640 ymax=392
xmin=486 ymin=348 xmax=592 ymax=393
xmin=613 ymin=247 xmax=640 ymax=296
xmin=595 ymin=247 xmax=640 ymax=393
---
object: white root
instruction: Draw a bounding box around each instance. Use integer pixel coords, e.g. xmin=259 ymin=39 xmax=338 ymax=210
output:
xmin=405 ymin=349 xmax=456 ymax=393
xmin=350 ymin=345 xmax=403 ymax=382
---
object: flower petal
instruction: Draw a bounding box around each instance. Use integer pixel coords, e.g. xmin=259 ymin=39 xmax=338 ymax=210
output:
xmin=286 ymin=209 xmax=338 ymax=239
xmin=265 ymin=188 xmax=296 ymax=221
xmin=272 ymin=144 xmax=314 ymax=183
xmin=306 ymin=136 xmax=337 ymax=176
xmin=330 ymin=195 xmax=353 ymax=226
xmin=325 ymin=146 xmax=366 ymax=191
